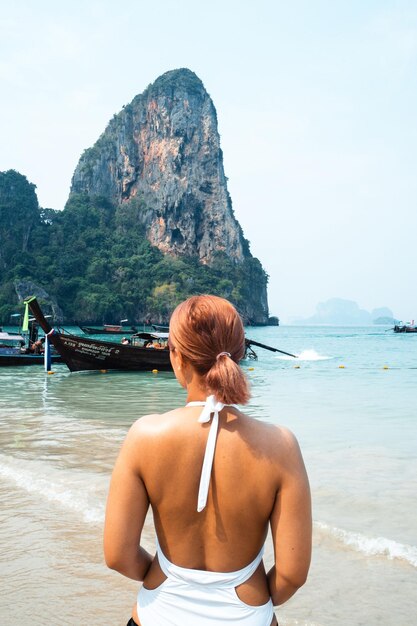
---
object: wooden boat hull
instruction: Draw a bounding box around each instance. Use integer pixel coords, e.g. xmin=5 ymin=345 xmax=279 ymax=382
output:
xmin=47 ymin=332 xmax=172 ymax=372
xmin=80 ymin=326 xmax=138 ymax=335
xmin=0 ymin=353 xmax=63 ymax=366
xmin=393 ymin=325 xmax=417 ymax=333
xmin=28 ymin=298 xmax=171 ymax=373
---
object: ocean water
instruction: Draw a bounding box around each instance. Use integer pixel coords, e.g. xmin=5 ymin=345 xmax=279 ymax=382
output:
xmin=0 ymin=325 xmax=415 ymax=625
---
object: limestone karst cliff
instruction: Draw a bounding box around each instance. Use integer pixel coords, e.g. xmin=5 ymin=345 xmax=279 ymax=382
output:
xmin=71 ymin=69 xmax=269 ymax=323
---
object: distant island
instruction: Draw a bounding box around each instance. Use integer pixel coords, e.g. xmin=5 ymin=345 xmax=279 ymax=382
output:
xmin=290 ymin=298 xmax=398 ymax=326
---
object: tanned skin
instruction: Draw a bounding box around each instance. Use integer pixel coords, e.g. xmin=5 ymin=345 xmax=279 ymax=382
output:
xmin=104 ymin=346 xmax=312 ymax=625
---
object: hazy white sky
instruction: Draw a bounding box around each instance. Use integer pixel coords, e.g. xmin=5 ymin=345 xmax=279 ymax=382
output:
xmin=1 ymin=0 xmax=416 ymax=321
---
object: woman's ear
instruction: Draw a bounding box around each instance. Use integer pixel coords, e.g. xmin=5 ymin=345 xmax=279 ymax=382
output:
xmin=170 ymin=347 xmax=181 ymax=369
xmin=175 ymin=350 xmax=189 ymax=374
xmin=170 ymin=347 xmax=185 ymax=383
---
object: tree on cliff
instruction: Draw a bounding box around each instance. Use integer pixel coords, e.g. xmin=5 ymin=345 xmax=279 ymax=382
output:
xmin=0 ymin=170 xmax=40 ymax=266
xmin=0 ymin=181 xmax=266 ymax=324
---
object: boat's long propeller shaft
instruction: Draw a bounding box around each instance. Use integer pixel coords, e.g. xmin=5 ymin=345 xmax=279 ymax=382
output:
xmin=245 ymin=338 xmax=298 ymax=358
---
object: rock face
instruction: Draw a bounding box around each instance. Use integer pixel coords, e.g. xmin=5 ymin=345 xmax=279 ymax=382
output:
xmin=14 ymin=280 xmax=64 ymax=323
xmin=71 ymin=69 xmax=248 ymax=264
xmin=70 ymin=69 xmax=269 ymax=322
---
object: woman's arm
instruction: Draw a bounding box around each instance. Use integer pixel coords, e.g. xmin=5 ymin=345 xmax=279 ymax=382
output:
xmin=267 ymin=428 xmax=312 ymax=606
xmin=104 ymin=420 xmax=154 ymax=581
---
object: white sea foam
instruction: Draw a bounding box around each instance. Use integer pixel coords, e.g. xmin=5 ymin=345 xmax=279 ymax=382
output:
xmin=0 ymin=456 xmax=105 ymax=525
xmin=277 ymin=349 xmax=332 ymax=361
xmin=315 ymin=521 xmax=417 ymax=567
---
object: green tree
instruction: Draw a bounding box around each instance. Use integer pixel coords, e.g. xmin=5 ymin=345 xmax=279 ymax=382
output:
xmin=0 ymin=172 xmax=268 ymax=325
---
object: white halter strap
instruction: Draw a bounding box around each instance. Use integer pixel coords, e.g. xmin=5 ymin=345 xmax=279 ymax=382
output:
xmin=186 ymin=395 xmax=237 ymax=512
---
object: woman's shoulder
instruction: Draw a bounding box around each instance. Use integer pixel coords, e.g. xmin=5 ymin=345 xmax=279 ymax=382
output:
xmin=270 ymin=423 xmax=301 ymax=450
xmin=264 ymin=423 xmax=306 ymax=475
xmin=267 ymin=422 xmax=303 ymax=456
xmin=242 ymin=412 xmax=298 ymax=442
xmin=127 ymin=407 xmax=186 ymax=439
xmin=122 ymin=409 xmax=186 ymax=471
xmin=241 ymin=415 xmax=302 ymax=463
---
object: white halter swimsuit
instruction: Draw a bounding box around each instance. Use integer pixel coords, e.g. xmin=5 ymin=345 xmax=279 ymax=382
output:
xmin=136 ymin=396 xmax=274 ymax=625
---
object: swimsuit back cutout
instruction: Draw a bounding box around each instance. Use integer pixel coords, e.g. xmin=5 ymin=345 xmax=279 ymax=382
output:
xmin=138 ymin=541 xmax=274 ymax=625
xmin=156 ymin=537 xmax=264 ymax=587
xmin=186 ymin=395 xmax=237 ymax=512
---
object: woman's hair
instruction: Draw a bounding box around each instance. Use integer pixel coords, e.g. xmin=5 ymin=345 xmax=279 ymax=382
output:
xmin=169 ymin=295 xmax=250 ymax=405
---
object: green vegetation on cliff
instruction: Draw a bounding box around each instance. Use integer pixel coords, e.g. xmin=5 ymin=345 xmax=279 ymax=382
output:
xmin=0 ymin=170 xmax=267 ymax=324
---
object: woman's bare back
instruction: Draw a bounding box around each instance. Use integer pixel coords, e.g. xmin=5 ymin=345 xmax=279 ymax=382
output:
xmin=132 ymin=405 xmax=285 ymax=622
xmin=136 ymin=406 xmax=286 ymax=566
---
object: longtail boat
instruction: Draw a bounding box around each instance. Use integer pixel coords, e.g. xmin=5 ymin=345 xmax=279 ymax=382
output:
xmin=27 ymin=297 xmax=171 ymax=372
xmin=80 ymin=324 xmax=138 ymax=335
xmin=393 ymin=324 xmax=417 ymax=333
xmin=0 ymin=331 xmax=63 ymax=367
xmin=152 ymin=324 xmax=169 ymax=333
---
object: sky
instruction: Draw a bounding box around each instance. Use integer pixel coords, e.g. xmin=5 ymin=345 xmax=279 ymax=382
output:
xmin=1 ymin=0 xmax=416 ymax=322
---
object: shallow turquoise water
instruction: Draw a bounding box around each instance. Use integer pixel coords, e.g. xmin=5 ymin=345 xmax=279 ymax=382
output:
xmin=0 ymin=325 xmax=415 ymax=625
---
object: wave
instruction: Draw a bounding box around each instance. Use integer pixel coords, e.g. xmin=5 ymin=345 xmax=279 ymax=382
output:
xmin=0 ymin=455 xmax=105 ymax=525
xmin=3 ymin=456 xmax=415 ymax=568
xmin=277 ymin=349 xmax=332 ymax=361
xmin=315 ymin=521 xmax=417 ymax=567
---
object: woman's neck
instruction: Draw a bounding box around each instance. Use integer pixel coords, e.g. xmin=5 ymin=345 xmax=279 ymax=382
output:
xmin=185 ymin=377 xmax=209 ymax=404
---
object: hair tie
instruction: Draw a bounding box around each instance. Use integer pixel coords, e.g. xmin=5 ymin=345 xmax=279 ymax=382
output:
xmin=216 ymin=351 xmax=231 ymax=360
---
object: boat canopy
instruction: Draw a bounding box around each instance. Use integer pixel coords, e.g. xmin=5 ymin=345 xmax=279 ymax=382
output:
xmin=133 ymin=332 xmax=169 ymax=340
xmin=0 ymin=332 xmax=25 ymax=344
xmin=0 ymin=332 xmax=25 ymax=341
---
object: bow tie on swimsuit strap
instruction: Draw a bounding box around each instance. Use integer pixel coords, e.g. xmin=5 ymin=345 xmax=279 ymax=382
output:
xmin=186 ymin=395 xmax=237 ymax=512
